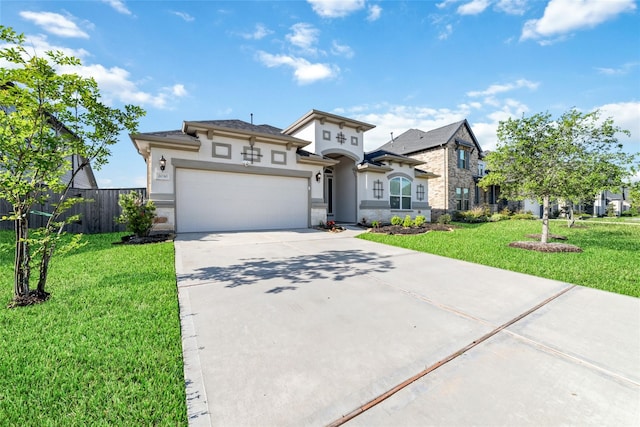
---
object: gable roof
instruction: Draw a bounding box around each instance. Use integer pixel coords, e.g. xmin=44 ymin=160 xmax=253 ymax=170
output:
xmin=283 ymin=109 xmax=375 ymax=135
xmin=375 ymin=120 xmax=482 ymax=155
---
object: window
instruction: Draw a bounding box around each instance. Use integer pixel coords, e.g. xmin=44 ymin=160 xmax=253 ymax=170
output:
xmin=336 ymin=131 xmax=346 ymax=145
xmin=351 ymin=136 xmax=358 ymax=146
xmin=323 ymin=130 xmax=331 ymax=140
xmin=390 ymin=177 xmax=411 ymax=210
xmin=457 ymin=148 xmax=469 ymax=169
xmin=456 ymin=187 xmax=469 ymax=210
xmin=373 ymin=180 xmax=384 ymax=199
xmin=416 ymin=184 xmax=425 ymax=201
xmin=242 ymin=146 xmax=262 ymax=163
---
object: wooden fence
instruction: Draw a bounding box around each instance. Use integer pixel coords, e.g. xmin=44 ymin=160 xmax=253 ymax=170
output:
xmin=0 ymin=188 xmax=146 ymax=234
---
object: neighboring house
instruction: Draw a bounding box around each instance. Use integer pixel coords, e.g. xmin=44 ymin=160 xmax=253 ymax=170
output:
xmin=376 ymin=120 xmax=498 ymax=219
xmin=594 ymin=188 xmax=631 ymax=216
xmin=60 ymin=153 xmax=98 ymax=189
xmin=130 ymin=109 xmax=438 ymax=233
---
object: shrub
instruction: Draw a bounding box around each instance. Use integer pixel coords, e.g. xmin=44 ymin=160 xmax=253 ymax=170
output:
xmin=437 ymin=214 xmax=451 ymax=224
xmin=414 ymin=215 xmax=426 ymax=227
xmin=499 ymin=207 xmax=512 ymax=216
xmin=402 ymin=215 xmax=413 ymax=227
xmin=621 ymin=208 xmax=638 ymax=217
xmin=489 ymin=213 xmax=507 ymax=222
xmin=511 ymin=212 xmax=536 ymax=220
xmin=116 ymin=192 xmax=156 ymax=237
xmin=606 ymin=204 xmax=616 ymax=217
xmin=391 ymin=215 xmax=403 ymax=226
xmin=371 ymin=220 xmax=380 ymax=228
xmin=459 ymin=206 xmax=489 ymax=223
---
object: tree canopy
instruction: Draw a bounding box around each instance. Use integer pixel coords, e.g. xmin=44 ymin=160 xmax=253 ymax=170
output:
xmin=0 ymin=26 xmax=145 ymax=305
xmin=480 ymin=109 xmax=636 ymax=243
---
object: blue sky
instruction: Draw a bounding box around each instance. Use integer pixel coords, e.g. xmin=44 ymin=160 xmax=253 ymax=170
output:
xmin=2 ymin=0 xmax=639 ymax=187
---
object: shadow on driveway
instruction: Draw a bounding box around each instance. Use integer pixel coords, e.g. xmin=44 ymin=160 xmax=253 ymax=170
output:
xmin=178 ymin=249 xmax=394 ymax=293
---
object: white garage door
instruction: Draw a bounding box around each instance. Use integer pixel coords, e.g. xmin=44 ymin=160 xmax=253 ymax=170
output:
xmin=176 ymin=169 xmax=309 ymax=232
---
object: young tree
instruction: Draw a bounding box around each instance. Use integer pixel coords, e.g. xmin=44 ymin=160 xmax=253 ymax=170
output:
xmin=480 ymin=109 xmax=636 ymax=243
xmin=0 ymin=26 xmax=145 ymax=306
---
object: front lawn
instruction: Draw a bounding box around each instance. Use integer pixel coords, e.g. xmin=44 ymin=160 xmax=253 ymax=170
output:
xmin=0 ymin=231 xmax=187 ymax=425
xmin=359 ymin=220 xmax=640 ymax=298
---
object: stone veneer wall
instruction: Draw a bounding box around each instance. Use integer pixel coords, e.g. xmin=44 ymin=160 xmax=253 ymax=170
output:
xmin=407 ymin=126 xmax=483 ymax=219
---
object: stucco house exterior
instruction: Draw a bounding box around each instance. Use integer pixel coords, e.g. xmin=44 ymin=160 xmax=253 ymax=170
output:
xmin=376 ymin=120 xmax=498 ymax=219
xmin=130 ymin=109 xmax=438 ymax=233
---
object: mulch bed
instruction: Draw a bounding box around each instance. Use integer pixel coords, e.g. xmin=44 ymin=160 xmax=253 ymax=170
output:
xmin=526 ymin=233 xmax=567 ymax=240
xmin=509 ymin=241 xmax=583 ymax=253
xmin=115 ymin=233 xmax=175 ymax=245
xmin=368 ymin=223 xmax=455 ymax=235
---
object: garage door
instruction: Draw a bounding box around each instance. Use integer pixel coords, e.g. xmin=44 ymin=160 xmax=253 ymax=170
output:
xmin=176 ymin=169 xmax=309 ymax=232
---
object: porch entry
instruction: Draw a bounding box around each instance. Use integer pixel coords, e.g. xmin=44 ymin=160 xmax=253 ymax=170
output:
xmin=323 ymin=155 xmax=357 ymax=223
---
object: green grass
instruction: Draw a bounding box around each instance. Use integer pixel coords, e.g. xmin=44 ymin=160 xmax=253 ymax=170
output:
xmin=576 ymin=216 xmax=640 ymax=223
xmin=359 ymin=220 xmax=640 ymax=298
xmin=0 ymin=231 xmax=187 ymax=425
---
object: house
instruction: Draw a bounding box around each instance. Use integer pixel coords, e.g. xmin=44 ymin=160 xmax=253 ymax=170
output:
xmin=130 ymin=109 xmax=438 ymax=233
xmin=594 ymin=188 xmax=631 ymax=216
xmin=376 ymin=120 xmax=498 ymax=219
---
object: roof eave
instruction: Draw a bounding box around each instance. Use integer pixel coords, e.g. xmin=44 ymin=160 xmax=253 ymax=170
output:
xmin=356 ymin=163 xmax=393 ymax=173
xmin=296 ymin=153 xmax=339 ymax=166
xmin=183 ymin=121 xmax=310 ymax=148
xmin=283 ymin=109 xmax=376 ymax=135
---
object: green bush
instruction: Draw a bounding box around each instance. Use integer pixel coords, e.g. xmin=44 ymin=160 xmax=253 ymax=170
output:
xmin=606 ymin=204 xmax=616 ymax=217
xmin=371 ymin=220 xmax=380 ymax=228
xmin=414 ymin=215 xmax=426 ymax=227
xmin=621 ymin=208 xmax=638 ymax=217
xmin=489 ymin=213 xmax=507 ymax=222
xmin=437 ymin=214 xmax=451 ymax=224
xmin=116 ymin=192 xmax=156 ymax=237
xmin=511 ymin=212 xmax=536 ymax=220
xmin=459 ymin=206 xmax=489 ymax=223
xmin=402 ymin=215 xmax=413 ymax=227
xmin=391 ymin=215 xmax=403 ymax=226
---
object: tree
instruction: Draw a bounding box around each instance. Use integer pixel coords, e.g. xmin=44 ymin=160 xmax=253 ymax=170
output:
xmin=480 ymin=109 xmax=636 ymax=243
xmin=0 ymin=26 xmax=145 ymax=306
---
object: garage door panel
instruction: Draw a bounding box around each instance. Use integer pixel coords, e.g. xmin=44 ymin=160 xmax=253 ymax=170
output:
xmin=176 ymin=169 xmax=308 ymax=232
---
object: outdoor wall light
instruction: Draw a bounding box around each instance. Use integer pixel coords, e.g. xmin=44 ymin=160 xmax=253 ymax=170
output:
xmin=315 ymin=171 xmax=322 ymax=182
xmin=159 ymin=155 xmax=166 ymax=171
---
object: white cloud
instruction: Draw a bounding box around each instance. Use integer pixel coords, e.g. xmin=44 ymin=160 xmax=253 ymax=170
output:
xmin=102 ymin=0 xmax=132 ymax=15
xmin=367 ymin=5 xmax=382 ymax=21
xmin=436 ymin=0 xmax=460 ymax=9
xmin=342 ymin=103 xmax=472 ymax=150
xmin=595 ymin=62 xmax=639 ymax=76
xmin=331 ymin=40 xmax=354 ymax=58
xmin=457 ymin=0 xmax=491 ymax=15
xmin=495 ymin=0 xmax=527 ymax=15
xmin=241 ymin=23 xmax=273 ymax=40
xmin=307 ymin=0 xmax=366 ymax=18
xmin=596 ymin=101 xmax=640 ymax=151
xmin=19 ymin=11 xmax=90 ymax=38
xmin=256 ymin=51 xmax=338 ymax=85
xmin=171 ymin=11 xmax=195 ymax=22
xmin=1 ymin=33 xmax=90 ymax=62
xmin=286 ymin=23 xmax=320 ymax=54
xmin=439 ymin=24 xmax=453 ymax=40
xmin=521 ymin=0 xmax=636 ymax=43
xmin=466 ymin=78 xmax=539 ymax=97
xmin=170 ymin=84 xmax=188 ymax=97
xmin=55 ymin=62 xmax=187 ymax=109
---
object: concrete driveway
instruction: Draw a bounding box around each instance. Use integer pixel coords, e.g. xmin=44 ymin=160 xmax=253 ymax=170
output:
xmin=174 ymin=228 xmax=640 ymax=426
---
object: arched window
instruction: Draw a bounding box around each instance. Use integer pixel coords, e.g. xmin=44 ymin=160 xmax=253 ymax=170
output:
xmin=390 ymin=177 xmax=411 ymax=210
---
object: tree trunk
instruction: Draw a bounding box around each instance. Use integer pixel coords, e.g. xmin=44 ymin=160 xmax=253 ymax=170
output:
xmin=14 ymin=212 xmax=30 ymax=299
xmin=567 ymin=202 xmax=575 ymax=228
xmin=541 ymin=195 xmax=550 ymax=244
